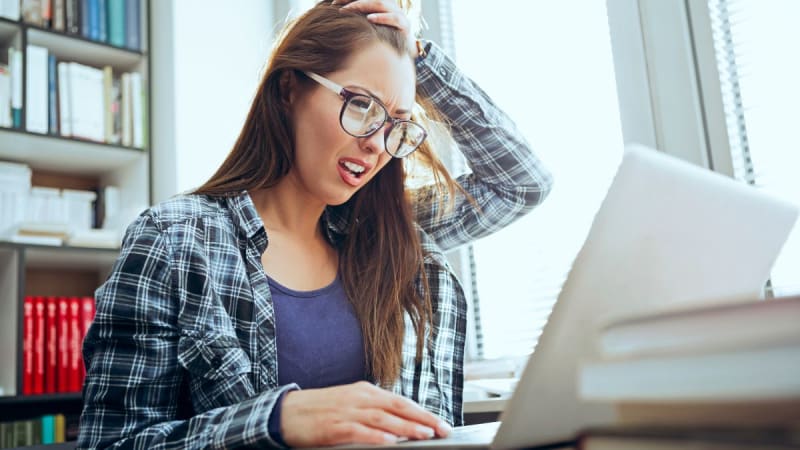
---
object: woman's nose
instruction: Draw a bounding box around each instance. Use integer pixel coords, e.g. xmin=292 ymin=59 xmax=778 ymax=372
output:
xmin=358 ymin=123 xmax=389 ymax=155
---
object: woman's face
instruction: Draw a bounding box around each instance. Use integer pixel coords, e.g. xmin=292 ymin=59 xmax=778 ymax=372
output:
xmin=290 ymin=41 xmax=416 ymax=206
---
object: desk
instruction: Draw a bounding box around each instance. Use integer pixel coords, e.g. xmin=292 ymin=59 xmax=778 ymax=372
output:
xmin=463 ymin=397 xmax=507 ymax=425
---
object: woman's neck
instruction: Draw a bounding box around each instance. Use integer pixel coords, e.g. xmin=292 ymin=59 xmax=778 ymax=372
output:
xmin=249 ymin=175 xmax=327 ymax=240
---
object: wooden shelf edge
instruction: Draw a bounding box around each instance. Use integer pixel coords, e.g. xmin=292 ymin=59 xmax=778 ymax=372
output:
xmin=0 ymin=393 xmax=82 ymax=404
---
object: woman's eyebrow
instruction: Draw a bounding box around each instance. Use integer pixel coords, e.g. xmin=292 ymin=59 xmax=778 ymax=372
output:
xmin=346 ymin=84 xmax=412 ymax=116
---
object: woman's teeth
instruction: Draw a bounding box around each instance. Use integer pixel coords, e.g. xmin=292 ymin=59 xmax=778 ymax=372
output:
xmin=342 ymin=161 xmax=366 ymax=175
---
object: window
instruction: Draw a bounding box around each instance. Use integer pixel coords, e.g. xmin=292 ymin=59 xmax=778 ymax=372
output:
xmin=449 ymin=2 xmax=624 ymax=359
xmin=707 ymin=0 xmax=800 ymax=296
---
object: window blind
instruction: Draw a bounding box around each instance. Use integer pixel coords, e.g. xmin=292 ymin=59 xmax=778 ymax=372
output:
xmin=707 ymin=0 xmax=800 ymax=296
xmin=447 ymin=1 xmax=624 ymax=359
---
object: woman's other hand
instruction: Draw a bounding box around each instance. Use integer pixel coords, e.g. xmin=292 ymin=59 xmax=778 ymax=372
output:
xmin=280 ymin=381 xmax=452 ymax=447
xmin=332 ymin=0 xmax=419 ymax=58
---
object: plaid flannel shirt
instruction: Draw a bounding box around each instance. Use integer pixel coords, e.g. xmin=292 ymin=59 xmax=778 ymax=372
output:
xmin=77 ymin=41 xmax=553 ymax=449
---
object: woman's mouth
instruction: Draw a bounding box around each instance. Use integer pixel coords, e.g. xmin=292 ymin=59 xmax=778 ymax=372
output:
xmin=337 ymin=158 xmax=370 ymax=187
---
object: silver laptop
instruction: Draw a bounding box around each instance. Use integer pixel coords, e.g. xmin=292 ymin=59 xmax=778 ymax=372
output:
xmin=341 ymin=144 xmax=799 ymax=449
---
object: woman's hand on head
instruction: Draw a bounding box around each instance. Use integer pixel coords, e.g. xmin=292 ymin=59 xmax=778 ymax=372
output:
xmin=280 ymin=381 xmax=452 ymax=447
xmin=332 ymin=0 xmax=419 ymax=58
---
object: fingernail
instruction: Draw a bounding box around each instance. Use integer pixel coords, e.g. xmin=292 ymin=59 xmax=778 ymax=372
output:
xmin=437 ymin=420 xmax=452 ymax=436
xmin=416 ymin=425 xmax=435 ymax=438
xmin=384 ymin=433 xmax=399 ymax=443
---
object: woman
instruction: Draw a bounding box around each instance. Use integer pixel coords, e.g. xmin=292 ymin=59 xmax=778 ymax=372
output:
xmin=78 ymin=0 xmax=552 ymax=448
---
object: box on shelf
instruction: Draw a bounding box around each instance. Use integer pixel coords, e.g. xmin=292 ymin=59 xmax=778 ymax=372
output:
xmin=62 ymin=189 xmax=97 ymax=231
xmin=0 ymin=161 xmax=32 ymax=236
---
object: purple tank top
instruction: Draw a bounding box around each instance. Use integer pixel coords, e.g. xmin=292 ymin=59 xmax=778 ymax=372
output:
xmin=268 ymin=274 xmax=367 ymax=388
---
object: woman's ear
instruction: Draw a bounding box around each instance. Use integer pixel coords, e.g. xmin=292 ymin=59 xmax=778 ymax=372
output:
xmin=279 ymin=70 xmax=297 ymax=106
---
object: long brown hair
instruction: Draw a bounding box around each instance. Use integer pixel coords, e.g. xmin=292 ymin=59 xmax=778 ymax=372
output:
xmin=195 ymin=1 xmax=462 ymax=386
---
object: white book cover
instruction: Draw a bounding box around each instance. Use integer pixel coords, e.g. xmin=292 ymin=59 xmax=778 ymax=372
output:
xmin=103 ymin=66 xmax=113 ymax=143
xmin=0 ymin=0 xmax=21 ymax=20
xmin=57 ymin=61 xmax=72 ymax=137
xmin=25 ymin=45 xmax=49 ymax=134
xmin=121 ymin=72 xmax=131 ymax=147
xmin=68 ymin=62 xmax=104 ymax=142
xmin=0 ymin=64 xmax=10 ymax=127
xmin=579 ymin=344 xmax=800 ymax=402
xmin=596 ymin=296 xmax=800 ymax=359
xmin=130 ymin=71 xmax=143 ymax=148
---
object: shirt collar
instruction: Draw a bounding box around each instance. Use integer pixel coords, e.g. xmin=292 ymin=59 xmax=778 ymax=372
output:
xmin=226 ymin=191 xmax=268 ymax=252
xmin=226 ymin=191 xmax=353 ymax=251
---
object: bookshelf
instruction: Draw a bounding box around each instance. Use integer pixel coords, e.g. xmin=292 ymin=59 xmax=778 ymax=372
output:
xmin=0 ymin=0 xmax=150 ymax=435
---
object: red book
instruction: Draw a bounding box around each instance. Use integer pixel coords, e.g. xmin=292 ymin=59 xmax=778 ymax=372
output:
xmin=78 ymin=297 xmax=95 ymax=388
xmin=23 ymin=296 xmax=34 ymax=395
xmin=69 ymin=297 xmax=81 ymax=392
xmin=45 ymin=297 xmax=59 ymax=393
xmin=57 ymin=297 xmax=70 ymax=393
xmin=33 ymin=296 xmax=46 ymax=394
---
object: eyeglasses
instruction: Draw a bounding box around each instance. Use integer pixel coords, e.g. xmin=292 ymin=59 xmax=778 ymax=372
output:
xmin=305 ymin=71 xmax=427 ymax=158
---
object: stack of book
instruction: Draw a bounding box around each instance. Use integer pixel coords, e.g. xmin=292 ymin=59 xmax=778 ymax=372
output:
xmin=22 ymin=296 xmax=95 ymax=395
xmin=24 ymin=44 xmax=146 ymax=148
xmin=0 ymin=48 xmax=22 ymax=128
xmin=0 ymin=161 xmax=31 ymax=237
xmin=0 ymin=414 xmax=79 ymax=448
xmin=578 ymin=295 xmax=800 ymax=448
xmin=19 ymin=0 xmax=141 ymax=51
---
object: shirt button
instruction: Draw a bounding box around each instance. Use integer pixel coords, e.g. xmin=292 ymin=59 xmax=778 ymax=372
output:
xmin=439 ymin=68 xmax=447 ymax=78
xmin=211 ymin=355 xmax=223 ymax=368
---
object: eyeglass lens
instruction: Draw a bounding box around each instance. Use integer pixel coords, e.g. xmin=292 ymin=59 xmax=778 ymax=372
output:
xmin=340 ymin=94 xmax=425 ymax=157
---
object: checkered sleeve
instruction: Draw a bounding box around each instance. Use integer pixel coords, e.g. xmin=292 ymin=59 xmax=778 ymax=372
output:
xmin=413 ymin=41 xmax=554 ymax=252
xmin=78 ymin=214 xmax=293 ymax=450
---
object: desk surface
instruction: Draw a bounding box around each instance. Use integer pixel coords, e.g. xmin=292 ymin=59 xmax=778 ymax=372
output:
xmin=464 ymin=397 xmax=508 ymax=414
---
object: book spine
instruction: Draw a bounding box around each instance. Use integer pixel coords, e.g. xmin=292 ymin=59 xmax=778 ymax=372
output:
xmin=69 ymin=297 xmax=81 ymax=392
xmin=80 ymin=0 xmax=89 ymax=38
xmin=13 ymin=420 xmax=27 ymax=447
xmin=41 ymin=0 xmax=51 ymax=28
xmin=103 ymin=66 xmax=112 ymax=142
xmin=23 ymin=296 xmax=34 ymax=395
xmin=53 ymin=0 xmax=65 ymax=31
xmin=0 ymin=0 xmax=21 ymax=20
xmin=25 ymin=45 xmax=49 ymax=134
xmin=0 ymin=65 xmax=10 ymax=127
xmin=87 ymin=0 xmax=98 ymax=40
xmin=79 ymin=296 xmax=95 ymax=387
xmin=31 ymin=418 xmax=42 ymax=445
xmin=121 ymin=72 xmax=131 ymax=147
xmin=54 ymin=414 xmax=66 ymax=442
xmin=9 ymin=48 xmax=22 ymax=129
xmin=130 ymin=71 xmax=142 ymax=148
xmin=33 ymin=296 xmax=45 ymax=394
xmin=22 ymin=0 xmax=43 ymax=26
xmin=57 ymin=61 xmax=72 ymax=137
xmin=57 ymin=296 xmax=70 ymax=392
xmin=0 ymin=422 xmax=9 ymax=448
xmin=47 ymin=52 xmax=58 ymax=135
xmin=65 ymin=0 xmax=79 ymax=34
xmin=41 ymin=415 xmax=55 ymax=444
xmin=124 ymin=0 xmax=139 ymax=50
xmin=107 ymin=0 xmax=124 ymax=47
xmin=45 ymin=297 xmax=58 ymax=393
xmin=97 ymin=0 xmax=107 ymax=42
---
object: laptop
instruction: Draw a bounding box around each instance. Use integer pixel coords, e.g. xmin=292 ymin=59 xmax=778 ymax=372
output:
xmin=343 ymin=144 xmax=799 ymax=449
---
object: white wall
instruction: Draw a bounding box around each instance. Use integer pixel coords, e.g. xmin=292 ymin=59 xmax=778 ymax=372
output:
xmin=150 ymin=0 xmax=275 ymax=203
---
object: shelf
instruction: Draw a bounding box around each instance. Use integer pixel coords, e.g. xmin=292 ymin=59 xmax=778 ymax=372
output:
xmin=0 ymin=392 xmax=81 ymax=405
xmin=0 ymin=241 xmax=120 ymax=270
xmin=0 ymin=393 xmax=83 ymax=422
xmin=0 ymin=242 xmax=120 ymax=270
xmin=0 ymin=17 xmax=18 ymax=44
xmin=27 ymin=26 xmax=144 ymax=70
xmin=0 ymin=127 xmax=145 ymax=175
